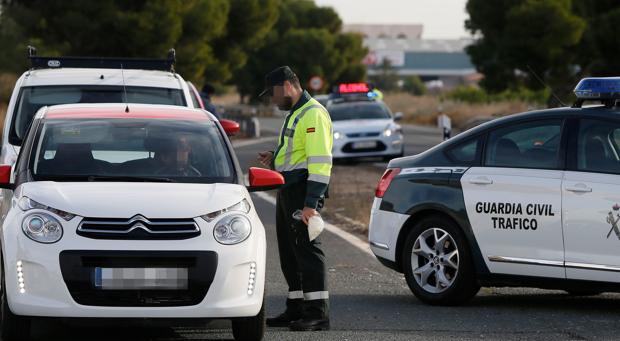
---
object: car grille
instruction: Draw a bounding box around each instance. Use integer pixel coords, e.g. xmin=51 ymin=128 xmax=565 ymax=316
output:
xmin=346 ymin=132 xmax=381 ymax=138
xmin=59 ymin=250 xmax=217 ymax=307
xmin=77 ymin=215 xmax=200 ymax=240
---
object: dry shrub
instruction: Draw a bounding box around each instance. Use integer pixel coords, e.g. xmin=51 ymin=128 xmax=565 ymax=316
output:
xmin=384 ymin=92 xmax=541 ymax=129
xmin=0 ymin=73 xmax=18 ymax=104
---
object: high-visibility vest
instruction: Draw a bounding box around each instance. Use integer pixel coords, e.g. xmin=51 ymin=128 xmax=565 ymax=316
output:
xmin=273 ymin=93 xmax=333 ymax=209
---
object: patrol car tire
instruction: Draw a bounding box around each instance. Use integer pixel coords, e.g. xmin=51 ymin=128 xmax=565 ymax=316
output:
xmin=402 ymin=216 xmax=479 ymax=306
xmin=231 ymin=298 xmax=265 ymax=341
xmin=0 ymin=254 xmax=31 ymax=341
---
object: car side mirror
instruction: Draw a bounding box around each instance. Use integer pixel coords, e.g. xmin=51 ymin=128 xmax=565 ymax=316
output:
xmin=247 ymin=167 xmax=284 ymax=192
xmin=394 ymin=112 xmax=403 ymax=121
xmin=220 ymin=119 xmax=240 ymax=136
xmin=0 ymin=165 xmax=14 ymax=190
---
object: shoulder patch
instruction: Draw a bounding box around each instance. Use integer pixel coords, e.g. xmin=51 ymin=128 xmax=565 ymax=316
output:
xmin=306 ymin=127 xmax=316 ymax=133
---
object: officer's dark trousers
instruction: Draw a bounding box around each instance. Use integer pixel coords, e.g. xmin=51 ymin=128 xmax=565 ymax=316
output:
xmin=275 ymin=181 xmax=329 ymax=319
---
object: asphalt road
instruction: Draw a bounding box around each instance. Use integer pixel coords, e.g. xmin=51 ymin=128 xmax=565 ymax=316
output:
xmin=28 ymin=124 xmax=620 ymax=341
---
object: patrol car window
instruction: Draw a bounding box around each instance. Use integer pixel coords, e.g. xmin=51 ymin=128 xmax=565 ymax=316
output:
xmin=31 ymin=118 xmax=234 ymax=184
xmin=485 ymin=120 xmax=562 ymax=169
xmin=328 ymin=102 xmax=391 ymax=121
xmin=577 ymin=119 xmax=620 ymax=174
xmin=11 ymin=86 xmax=186 ymax=145
xmin=446 ymin=137 xmax=480 ymax=164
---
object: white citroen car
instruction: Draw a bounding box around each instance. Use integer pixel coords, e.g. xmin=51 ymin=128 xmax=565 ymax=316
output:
xmin=0 ymin=103 xmax=282 ymax=341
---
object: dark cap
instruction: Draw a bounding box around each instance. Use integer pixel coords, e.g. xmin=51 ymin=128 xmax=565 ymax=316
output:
xmin=259 ymin=66 xmax=298 ymax=97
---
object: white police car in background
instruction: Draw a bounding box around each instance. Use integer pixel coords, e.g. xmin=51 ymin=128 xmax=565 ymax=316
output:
xmin=0 ymin=103 xmax=282 ymax=341
xmin=369 ymin=77 xmax=620 ymax=305
xmin=327 ymin=83 xmax=404 ymax=161
xmin=1 ymin=47 xmax=196 ymax=167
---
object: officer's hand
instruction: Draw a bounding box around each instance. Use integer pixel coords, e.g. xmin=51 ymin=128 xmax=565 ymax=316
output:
xmin=258 ymin=151 xmax=273 ymax=168
xmin=301 ymin=207 xmax=318 ymax=225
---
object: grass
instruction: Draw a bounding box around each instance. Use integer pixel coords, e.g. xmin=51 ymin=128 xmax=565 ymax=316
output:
xmin=384 ymin=92 xmax=541 ymax=129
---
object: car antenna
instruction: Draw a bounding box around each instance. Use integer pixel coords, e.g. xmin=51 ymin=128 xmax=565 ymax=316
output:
xmin=526 ymin=64 xmax=566 ymax=107
xmin=121 ymin=63 xmax=129 ymax=113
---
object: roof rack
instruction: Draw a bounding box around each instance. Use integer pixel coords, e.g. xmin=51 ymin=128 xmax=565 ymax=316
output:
xmin=27 ymin=46 xmax=176 ymax=72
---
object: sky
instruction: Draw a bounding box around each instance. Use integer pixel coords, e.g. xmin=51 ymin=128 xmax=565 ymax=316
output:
xmin=313 ymin=0 xmax=471 ymax=39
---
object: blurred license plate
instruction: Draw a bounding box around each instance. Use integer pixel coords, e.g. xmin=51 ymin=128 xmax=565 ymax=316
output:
xmin=94 ymin=268 xmax=188 ymax=290
xmin=352 ymin=141 xmax=377 ymax=149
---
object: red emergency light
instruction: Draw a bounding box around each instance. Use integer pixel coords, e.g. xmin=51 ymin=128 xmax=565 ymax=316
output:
xmin=338 ymin=83 xmax=370 ymax=94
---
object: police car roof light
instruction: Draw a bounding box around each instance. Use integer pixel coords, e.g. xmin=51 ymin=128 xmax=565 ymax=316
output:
xmin=573 ymin=77 xmax=620 ymax=108
xmin=27 ymin=46 xmax=176 ymax=72
xmin=337 ymin=83 xmax=370 ymax=94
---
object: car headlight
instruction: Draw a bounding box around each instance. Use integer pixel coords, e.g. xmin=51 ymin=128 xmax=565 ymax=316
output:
xmin=22 ymin=213 xmax=63 ymax=243
xmin=201 ymin=199 xmax=251 ymax=222
xmin=17 ymin=197 xmax=75 ymax=221
xmin=383 ymin=127 xmax=393 ymax=137
xmin=333 ymin=131 xmax=343 ymax=140
xmin=213 ymin=214 xmax=251 ymax=245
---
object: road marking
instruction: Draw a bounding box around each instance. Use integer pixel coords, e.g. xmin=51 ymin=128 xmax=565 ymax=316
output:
xmin=252 ymin=191 xmax=374 ymax=257
xmin=232 ymin=136 xmax=277 ymax=148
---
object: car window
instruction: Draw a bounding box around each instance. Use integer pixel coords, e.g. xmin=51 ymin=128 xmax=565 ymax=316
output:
xmin=485 ymin=120 xmax=562 ymax=169
xmin=11 ymin=86 xmax=186 ymax=145
xmin=31 ymin=118 xmax=234 ymax=183
xmin=577 ymin=119 xmax=620 ymax=174
xmin=328 ymin=102 xmax=391 ymax=121
xmin=446 ymin=136 xmax=480 ymax=164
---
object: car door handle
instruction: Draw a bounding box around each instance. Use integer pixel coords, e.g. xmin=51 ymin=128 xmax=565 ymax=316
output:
xmin=565 ymin=183 xmax=592 ymax=193
xmin=469 ymin=176 xmax=493 ymax=185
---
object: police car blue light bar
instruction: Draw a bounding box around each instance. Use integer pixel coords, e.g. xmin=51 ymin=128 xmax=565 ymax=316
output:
xmin=574 ymin=77 xmax=620 ymax=99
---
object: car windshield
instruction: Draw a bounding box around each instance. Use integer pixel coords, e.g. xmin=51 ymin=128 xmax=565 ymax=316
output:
xmin=12 ymin=86 xmax=186 ymax=145
xmin=328 ymin=102 xmax=391 ymax=121
xmin=30 ymin=118 xmax=234 ymax=184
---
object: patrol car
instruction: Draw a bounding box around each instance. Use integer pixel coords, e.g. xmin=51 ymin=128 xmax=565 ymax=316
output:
xmin=369 ymin=77 xmax=620 ymax=305
xmin=1 ymin=47 xmax=196 ymax=167
xmin=327 ymin=83 xmax=404 ymax=160
xmin=0 ymin=103 xmax=282 ymax=340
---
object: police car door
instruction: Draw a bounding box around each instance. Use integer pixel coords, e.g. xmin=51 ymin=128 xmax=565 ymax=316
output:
xmin=563 ymin=118 xmax=620 ymax=282
xmin=461 ymin=119 xmax=565 ymax=278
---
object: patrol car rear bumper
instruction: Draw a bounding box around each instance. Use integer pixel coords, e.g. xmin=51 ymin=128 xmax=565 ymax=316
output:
xmin=368 ymin=198 xmax=411 ymax=264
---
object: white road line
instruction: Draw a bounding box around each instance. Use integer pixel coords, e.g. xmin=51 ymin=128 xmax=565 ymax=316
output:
xmin=252 ymin=191 xmax=374 ymax=257
xmin=232 ymin=136 xmax=277 ymax=148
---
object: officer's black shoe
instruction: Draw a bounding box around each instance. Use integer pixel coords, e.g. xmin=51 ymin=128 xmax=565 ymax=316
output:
xmin=289 ymin=317 xmax=330 ymax=331
xmin=266 ymin=311 xmax=302 ymax=327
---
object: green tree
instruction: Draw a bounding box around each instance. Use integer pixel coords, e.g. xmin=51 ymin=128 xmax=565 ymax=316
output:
xmin=370 ymin=59 xmax=399 ymax=91
xmin=403 ymin=75 xmax=426 ymax=96
xmin=233 ymin=0 xmax=367 ymax=101
xmin=466 ymin=0 xmax=585 ymax=93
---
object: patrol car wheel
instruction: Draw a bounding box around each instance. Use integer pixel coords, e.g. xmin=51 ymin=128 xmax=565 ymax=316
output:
xmin=403 ymin=216 xmax=479 ymax=305
xmin=231 ymin=298 xmax=265 ymax=341
xmin=0 ymin=254 xmax=31 ymax=341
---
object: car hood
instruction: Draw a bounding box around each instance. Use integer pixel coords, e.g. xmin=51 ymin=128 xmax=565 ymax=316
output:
xmin=332 ymin=119 xmax=393 ymax=133
xmin=18 ymin=182 xmax=246 ymax=218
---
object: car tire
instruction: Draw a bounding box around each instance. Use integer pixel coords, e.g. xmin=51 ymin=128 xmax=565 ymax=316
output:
xmin=402 ymin=216 xmax=480 ymax=306
xmin=0 ymin=255 xmax=31 ymax=341
xmin=231 ymin=298 xmax=265 ymax=341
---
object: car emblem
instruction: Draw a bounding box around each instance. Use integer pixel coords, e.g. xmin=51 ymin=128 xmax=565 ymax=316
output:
xmin=606 ymin=204 xmax=620 ymax=240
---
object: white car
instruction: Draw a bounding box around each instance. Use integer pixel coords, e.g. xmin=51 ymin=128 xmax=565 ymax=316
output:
xmin=0 ymin=103 xmax=283 ymax=341
xmin=369 ymin=77 xmax=620 ymax=306
xmin=327 ymin=98 xmax=404 ymax=161
xmin=1 ymin=48 xmax=195 ymax=167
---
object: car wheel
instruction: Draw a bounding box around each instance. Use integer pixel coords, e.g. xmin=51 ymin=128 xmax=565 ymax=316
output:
xmin=231 ymin=298 xmax=265 ymax=341
xmin=402 ymin=216 xmax=480 ymax=305
xmin=0 ymin=255 xmax=31 ymax=341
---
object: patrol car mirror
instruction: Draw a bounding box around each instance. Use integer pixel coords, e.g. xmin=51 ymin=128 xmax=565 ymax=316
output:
xmin=394 ymin=112 xmax=403 ymax=121
xmin=247 ymin=167 xmax=284 ymax=192
xmin=0 ymin=165 xmax=14 ymax=190
xmin=220 ymin=119 xmax=240 ymax=136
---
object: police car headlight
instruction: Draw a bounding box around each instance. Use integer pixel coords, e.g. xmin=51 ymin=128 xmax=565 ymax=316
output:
xmin=17 ymin=196 xmax=75 ymax=221
xmin=201 ymin=199 xmax=251 ymax=222
xmin=213 ymin=214 xmax=251 ymax=245
xmin=333 ymin=131 xmax=343 ymax=140
xmin=383 ymin=127 xmax=393 ymax=137
xmin=22 ymin=213 xmax=63 ymax=244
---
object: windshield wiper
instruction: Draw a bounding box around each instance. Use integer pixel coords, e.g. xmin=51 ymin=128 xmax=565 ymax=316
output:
xmin=87 ymin=175 xmax=175 ymax=183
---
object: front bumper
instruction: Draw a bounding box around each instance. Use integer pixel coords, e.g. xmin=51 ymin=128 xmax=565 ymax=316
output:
xmin=332 ymin=133 xmax=403 ymax=159
xmin=2 ymin=209 xmax=266 ymax=318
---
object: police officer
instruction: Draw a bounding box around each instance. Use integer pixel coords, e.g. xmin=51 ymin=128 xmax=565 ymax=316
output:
xmin=257 ymin=66 xmax=332 ymax=331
